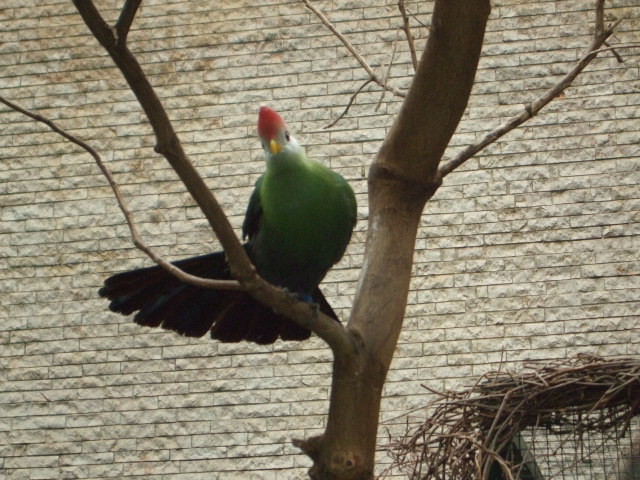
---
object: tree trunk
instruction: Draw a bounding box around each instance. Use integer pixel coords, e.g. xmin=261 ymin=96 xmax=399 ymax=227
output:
xmin=296 ymin=176 xmax=428 ymax=480
xmin=296 ymin=1 xmax=491 ymax=477
xmin=297 ymin=344 xmax=387 ymax=480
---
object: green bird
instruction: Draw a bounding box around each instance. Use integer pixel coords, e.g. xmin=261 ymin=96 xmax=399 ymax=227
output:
xmin=99 ymin=106 xmax=357 ymax=344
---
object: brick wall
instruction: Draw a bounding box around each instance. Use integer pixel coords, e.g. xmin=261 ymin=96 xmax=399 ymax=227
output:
xmin=1 ymin=0 xmax=638 ymax=478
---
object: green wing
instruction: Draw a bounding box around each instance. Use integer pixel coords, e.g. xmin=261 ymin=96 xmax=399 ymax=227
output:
xmin=242 ymin=175 xmax=263 ymax=241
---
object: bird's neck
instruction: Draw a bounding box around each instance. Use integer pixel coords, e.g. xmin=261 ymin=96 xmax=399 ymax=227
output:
xmin=265 ymin=146 xmax=309 ymax=173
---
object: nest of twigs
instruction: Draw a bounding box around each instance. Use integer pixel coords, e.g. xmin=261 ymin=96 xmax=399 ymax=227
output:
xmin=388 ymin=354 xmax=640 ymax=480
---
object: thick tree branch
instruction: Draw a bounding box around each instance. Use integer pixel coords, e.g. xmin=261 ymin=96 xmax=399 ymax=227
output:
xmin=369 ymin=0 xmax=490 ymax=203
xmin=438 ymin=17 xmax=623 ymax=178
xmin=595 ymin=0 xmax=605 ymax=35
xmin=367 ymin=0 xmax=489 ymax=401
xmin=71 ymin=0 xmax=351 ymax=353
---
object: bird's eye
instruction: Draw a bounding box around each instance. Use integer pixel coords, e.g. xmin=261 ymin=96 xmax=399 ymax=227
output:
xmin=285 ymin=131 xmax=290 ymax=142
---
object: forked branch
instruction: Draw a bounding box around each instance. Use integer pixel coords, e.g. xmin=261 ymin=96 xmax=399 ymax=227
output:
xmin=438 ymin=13 xmax=624 ymax=177
xmin=115 ymin=0 xmax=142 ymax=45
xmin=324 ymin=79 xmax=373 ymax=129
xmin=70 ymin=0 xmax=352 ymax=353
xmin=72 ymin=0 xmax=250 ymax=277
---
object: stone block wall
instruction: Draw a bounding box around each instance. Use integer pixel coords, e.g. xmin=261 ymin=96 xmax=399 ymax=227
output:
xmin=1 ymin=0 xmax=638 ymax=478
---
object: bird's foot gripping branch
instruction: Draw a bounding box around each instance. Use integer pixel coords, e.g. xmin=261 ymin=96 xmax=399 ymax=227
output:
xmin=100 ymin=107 xmax=357 ymax=345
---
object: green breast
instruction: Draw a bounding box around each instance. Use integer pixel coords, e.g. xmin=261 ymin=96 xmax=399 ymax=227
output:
xmin=252 ymin=152 xmax=356 ymax=293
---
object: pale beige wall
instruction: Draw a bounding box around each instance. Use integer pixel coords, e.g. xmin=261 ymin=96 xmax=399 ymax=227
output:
xmin=1 ymin=1 xmax=639 ymax=478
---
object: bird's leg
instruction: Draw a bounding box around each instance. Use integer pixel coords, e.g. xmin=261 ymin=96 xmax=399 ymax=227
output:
xmin=283 ymin=289 xmax=320 ymax=317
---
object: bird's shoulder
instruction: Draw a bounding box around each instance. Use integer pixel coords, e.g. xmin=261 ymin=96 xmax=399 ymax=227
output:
xmin=242 ymin=175 xmax=263 ymax=241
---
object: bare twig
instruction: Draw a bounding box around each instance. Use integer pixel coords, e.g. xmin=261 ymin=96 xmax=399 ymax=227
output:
xmin=398 ymin=0 xmax=419 ymax=72
xmin=594 ymin=0 xmax=626 ymax=62
xmin=603 ymin=40 xmax=625 ymax=62
xmin=592 ymin=42 xmax=638 ymax=59
xmin=324 ymin=79 xmax=372 ymax=129
xmin=302 ymin=0 xmax=405 ymax=98
xmin=0 ymin=95 xmax=242 ymax=291
xmin=405 ymin=4 xmax=428 ymax=30
xmin=595 ymin=0 xmax=605 ymax=35
xmin=376 ymin=27 xmax=402 ymax=111
xmin=438 ymin=17 xmax=624 ymax=178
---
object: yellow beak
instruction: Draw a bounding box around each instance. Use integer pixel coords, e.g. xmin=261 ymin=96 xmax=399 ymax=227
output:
xmin=269 ymin=139 xmax=283 ymax=155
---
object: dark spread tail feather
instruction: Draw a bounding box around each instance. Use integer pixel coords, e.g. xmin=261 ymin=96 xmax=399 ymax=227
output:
xmin=99 ymin=252 xmax=339 ymax=344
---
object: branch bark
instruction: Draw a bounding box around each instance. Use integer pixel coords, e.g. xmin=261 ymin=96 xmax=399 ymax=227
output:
xmin=115 ymin=0 xmax=142 ymax=45
xmin=371 ymin=0 xmax=490 ymax=192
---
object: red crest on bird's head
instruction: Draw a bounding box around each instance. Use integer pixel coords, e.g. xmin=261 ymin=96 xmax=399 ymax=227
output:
xmin=258 ymin=106 xmax=287 ymax=140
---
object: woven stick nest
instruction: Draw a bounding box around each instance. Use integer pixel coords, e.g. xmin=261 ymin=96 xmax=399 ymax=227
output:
xmin=388 ymin=354 xmax=640 ymax=480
